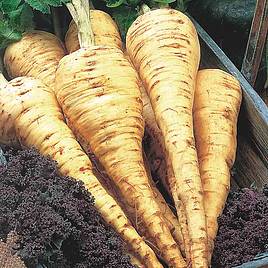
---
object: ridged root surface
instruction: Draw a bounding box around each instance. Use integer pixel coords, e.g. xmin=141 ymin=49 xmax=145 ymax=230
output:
xmin=65 ymin=9 xmax=122 ymax=53
xmin=194 ymin=69 xmax=242 ymax=258
xmin=55 ymin=47 xmax=186 ymax=268
xmin=0 ymin=77 xmax=160 ymax=268
xmin=141 ymin=84 xmax=186 ymax=255
xmin=4 ymin=31 xmax=65 ymax=89
xmin=127 ymin=8 xmax=208 ymax=268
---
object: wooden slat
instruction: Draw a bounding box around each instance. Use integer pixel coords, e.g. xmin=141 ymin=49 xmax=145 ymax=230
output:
xmin=241 ymin=0 xmax=268 ymax=87
xmin=234 ymin=132 xmax=268 ymax=189
xmin=234 ymin=252 xmax=268 ymax=268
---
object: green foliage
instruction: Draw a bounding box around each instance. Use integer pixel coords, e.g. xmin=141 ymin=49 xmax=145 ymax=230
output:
xmin=0 ymin=22 xmax=21 ymax=49
xmin=25 ymin=0 xmax=69 ymax=13
xmin=102 ymin=0 xmax=191 ymax=9
xmin=105 ymin=0 xmax=125 ymax=7
xmin=111 ymin=5 xmax=138 ymax=39
xmin=0 ymin=0 xmax=69 ymax=48
xmin=154 ymin=0 xmax=176 ymax=4
xmin=104 ymin=0 xmax=142 ymax=7
xmin=1 ymin=0 xmax=22 ymax=12
xmin=0 ymin=1 xmax=34 ymax=48
xmin=24 ymin=0 xmax=50 ymax=13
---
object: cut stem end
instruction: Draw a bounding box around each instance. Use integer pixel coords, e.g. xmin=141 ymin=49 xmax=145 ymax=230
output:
xmin=66 ymin=0 xmax=95 ymax=47
xmin=140 ymin=4 xmax=151 ymax=15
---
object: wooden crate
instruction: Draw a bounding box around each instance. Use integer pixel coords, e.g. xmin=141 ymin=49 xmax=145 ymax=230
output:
xmin=193 ymin=18 xmax=268 ymax=268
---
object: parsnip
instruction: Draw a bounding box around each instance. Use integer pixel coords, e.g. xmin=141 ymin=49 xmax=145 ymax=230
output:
xmin=141 ymin=84 xmax=190 ymax=260
xmin=127 ymin=8 xmax=208 ymax=268
xmin=194 ymin=69 xmax=242 ymax=259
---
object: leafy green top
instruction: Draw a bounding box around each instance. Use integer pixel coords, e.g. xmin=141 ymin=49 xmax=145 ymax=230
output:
xmin=0 ymin=0 xmax=69 ymax=48
xmin=98 ymin=0 xmax=192 ymax=40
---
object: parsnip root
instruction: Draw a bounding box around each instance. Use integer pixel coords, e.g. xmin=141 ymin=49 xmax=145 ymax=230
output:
xmin=194 ymin=69 xmax=242 ymax=260
xmin=4 ymin=31 xmax=65 ymax=89
xmin=127 ymin=8 xmax=208 ymax=268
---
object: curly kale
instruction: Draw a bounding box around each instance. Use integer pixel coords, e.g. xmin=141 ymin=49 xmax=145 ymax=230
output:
xmin=212 ymin=187 xmax=268 ymax=268
xmin=0 ymin=146 xmax=135 ymax=268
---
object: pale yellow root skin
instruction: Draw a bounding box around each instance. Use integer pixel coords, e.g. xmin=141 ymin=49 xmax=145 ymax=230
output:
xmin=82 ymin=137 xmax=185 ymax=261
xmin=89 ymin=153 xmax=164 ymax=259
xmin=65 ymin=10 xmax=122 ymax=53
xmin=0 ymin=77 xmax=161 ymax=268
xmin=142 ymin=83 xmax=190 ymax=260
xmin=4 ymin=31 xmax=65 ymax=89
xmin=55 ymin=47 xmax=186 ymax=268
xmin=141 ymin=84 xmax=186 ymax=256
xmin=83 ymin=146 xmax=164 ymax=260
xmin=110 ymin=151 xmax=186 ymax=261
xmin=127 ymin=253 xmax=146 ymax=268
xmin=141 ymin=86 xmax=190 ymax=260
xmin=127 ymin=8 xmax=208 ymax=268
xmin=194 ymin=69 xmax=242 ymax=260
xmin=166 ymin=159 xmax=190 ymax=262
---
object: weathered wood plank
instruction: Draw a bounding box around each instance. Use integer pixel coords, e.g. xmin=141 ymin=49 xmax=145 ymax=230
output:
xmin=234 ymin=252 xmax=268 ymax=268
xmin=241 ymin=0 xmax=268 ymax=87
xmin=234 ymin=132 xmax=268 ymax=189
